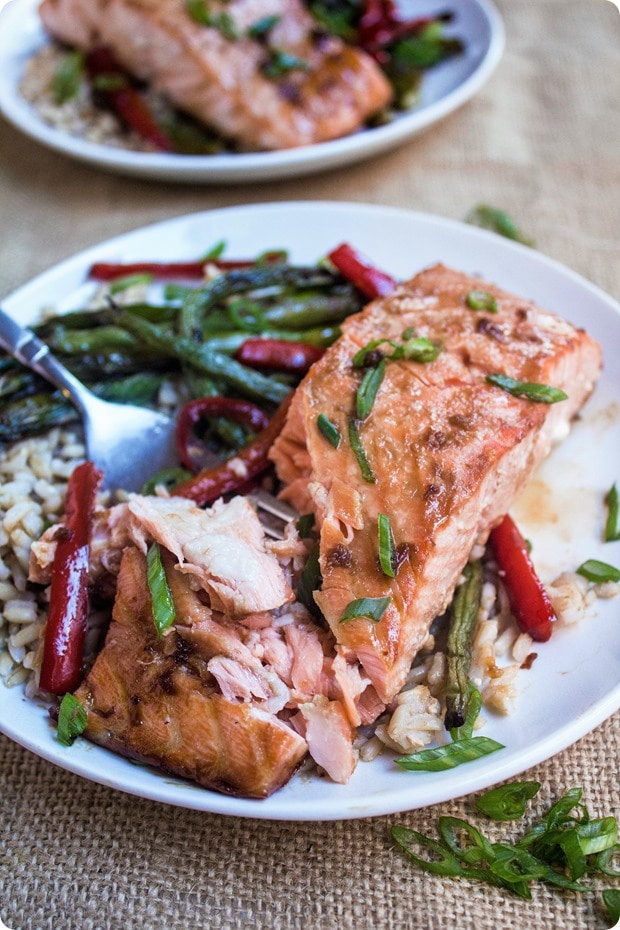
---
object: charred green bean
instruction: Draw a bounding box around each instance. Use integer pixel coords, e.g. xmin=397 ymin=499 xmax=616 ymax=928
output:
xmin=444 ymin=560 xmax=484 ymax=731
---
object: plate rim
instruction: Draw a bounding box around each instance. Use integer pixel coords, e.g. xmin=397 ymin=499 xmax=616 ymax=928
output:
xmin=0 ymin=0 xmax=505 ymax=182
xmin=1 ymin=200 xmax=619 ymax=821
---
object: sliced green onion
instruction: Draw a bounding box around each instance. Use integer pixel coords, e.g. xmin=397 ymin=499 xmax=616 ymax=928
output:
xmin=352 ymin=338 xmax=388 ymax=367
xmin=604 ymin=483 xmax=620 ymax=542
xmin=575 ymin=818 xmax=618 ymax=857
xmin=51 ymin=50 xmax=85 ymax=104
xmin=296 ymin=543 xmax=322 ymax=621
xmin=558 ymin=829 xmax=588 ymax=880
xmin=539 ymin=786 xmax=585 ymax=832
xmin=391 ymin=826 xmax=466 ymax=877
xmin=356 ymin=358 xmax=386 ymax=419
xmin=596 ymin=845 xmax=620 ymax=878
xmin=186 ymin=0 xmax=239 ymax=38
xmin=202 ymin=240 xmax=226 ymax=260
xmin=57 ymin=693 xmax=88 ymax=746
xmin=466 ymin=289 xmax=498 ymax=313
xmin=489 ymin=844 xmax=548 ymax=884
xmin=339 ymin=596 xmax=391 ymax=624
xmin=141 ymin=466 xmax=192 ymax=496
xmin=602 ymin=889 xmax=620 ymax=924
xmin=396 ymin=736 xmax=504 ymax=772
xmin=378 ymin=513 xmax=396 ymax=578
xmin=476 ymin=782 xmax=541 ymax=821
xmin=437 ymin=816 xmax=495 ymax=865
xmin=466 ymin=205 xmax=534 ymax=246
xmin=109 ymin=273 xmax=154 ymax=295
xmin=146 ymin=541 xmax=176 ymax=637
xmin=348 ymin=417 xmax=375 ymax=483
xmin=296 ymin=513 xmax=315 ymax=538
xmin=486 ymin=373 xmax=568 ymax=404
xmin=247 ymin=14 xmax=281 ymax=37
xmin=262 ymin=49 xmax=309 ymax=78
xmin=393 ymin=777 xmax=619 ymax=901
xmin=576 ymin=559 xmax=620 ymax=583
xmin=352 ymin=334 xmax=440 ymax=370
xmin=317 ymin=413 xmax=340 ymax=448
xmin=392 ymin=335 xmax=442 ymax=363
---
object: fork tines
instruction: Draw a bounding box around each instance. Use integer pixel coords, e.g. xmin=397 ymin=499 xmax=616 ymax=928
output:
xmin=248 ymin=489 xmax=298 ymax=539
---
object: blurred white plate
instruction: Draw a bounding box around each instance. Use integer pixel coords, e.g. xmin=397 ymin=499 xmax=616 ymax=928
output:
xmin=1 ymin=202 xmax=619 ymax=820
xmin=0 ymin=0 xmax=504 ymax=182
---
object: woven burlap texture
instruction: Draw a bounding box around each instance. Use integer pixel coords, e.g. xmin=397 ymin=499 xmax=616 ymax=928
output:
xmin=1 ymin=715 xmax=619 ymax=930
xmin=0 ymin=0 xmax=619 ymax=928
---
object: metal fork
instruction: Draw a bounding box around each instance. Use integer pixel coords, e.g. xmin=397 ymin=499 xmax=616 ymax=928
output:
xmin=0 ymin=309 xmax=177 ymax=492
xmin=247 ymin=489 xmax=298 ymax=539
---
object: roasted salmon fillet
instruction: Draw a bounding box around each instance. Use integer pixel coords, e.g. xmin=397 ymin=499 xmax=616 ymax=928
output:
xmin=74 ymin=546 xmax=309 ymax=798
xmin=38 ymin=0 xmax=392 ymax=150
xmin=56 ymin=497 xmax=368 ymax=791
xmin=270 ymin=264 xmax=602 ymax=704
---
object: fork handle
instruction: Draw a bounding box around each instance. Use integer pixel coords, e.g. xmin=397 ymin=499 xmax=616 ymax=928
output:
xmin=0 ymin=308 xmax=92 ymax=414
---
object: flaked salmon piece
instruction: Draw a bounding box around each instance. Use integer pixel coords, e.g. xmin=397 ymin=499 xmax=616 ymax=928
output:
xmin=28 ymin=499 xmax=148 ymax=588
xmin=126 ymin=494 xmax=293 ymax=616
xmin=270 ymin=263 xmax=602 ymax=704
xmin=31 ymin=494 xmax=293 ymax=617
xmin=76 ymin=544 xmax=360 ymax=786
xmin=38 ymin=0 xmax=392 ymax=150
xmin=169 ymin=557 xmax=358 ymax=782
xmin=297 ymin=696 xmax=356 ymax=783
xmin=75 ymin=547 xmax=307 ymax=798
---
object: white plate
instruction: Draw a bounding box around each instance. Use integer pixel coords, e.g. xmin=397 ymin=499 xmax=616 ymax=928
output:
xmin=1 ymin=202 xmax=619 ymax=821
xmin=0 ymin=0 xmax=504 ymax=183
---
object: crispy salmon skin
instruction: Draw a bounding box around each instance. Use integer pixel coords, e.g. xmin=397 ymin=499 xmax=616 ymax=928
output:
xmin=270 ymin=264 xmax=602 ymax=704
xmin=38 ymin=0 xmax=392 ymax=150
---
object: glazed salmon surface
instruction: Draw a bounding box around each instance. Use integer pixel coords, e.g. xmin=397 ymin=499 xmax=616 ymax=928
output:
xmin=61 ymin=497 xmax=369 ymax=792
xmin=38 ymin=0 xmax=392 ymax=149
xmin=75 ymin=547 xmax=308 ymax=798
xmin=270 ymin=264 xmax=602 ymax=704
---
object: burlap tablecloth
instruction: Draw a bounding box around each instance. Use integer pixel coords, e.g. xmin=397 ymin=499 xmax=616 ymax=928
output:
xmin=1 ymin=1 xmax=618 ymax=927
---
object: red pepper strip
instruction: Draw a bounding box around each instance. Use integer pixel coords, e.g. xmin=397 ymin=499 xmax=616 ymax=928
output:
xmin=327 ymin=243 xmax=398 ymax=300
xmin=489 ymin=514 xmax=556 ymax=643
xmin=88 ymin=252 xmax=287 ymax=281
xmin=176 ymin=396 xmax=270 ymax=472
xmin=235 ymin=339 xmax=324 ymax=373
xmin=39 ymin=461 xmax=103 ymax=695
xmin=358 ymin=0 xmax=432 ymax=54
xmin=174 ymin=393 xmax=293 ymax=506
xmin=84 ymin=47 xmax=174 ymax=152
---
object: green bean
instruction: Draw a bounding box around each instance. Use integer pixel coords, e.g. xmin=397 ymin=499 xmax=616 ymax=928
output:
xmin=0 ymin=370 xmax=44 ymax=400
xmin=94 ymin=373 xmax=164 ymax=406
xmin=68 ymin=350 xmax=176 ymax=380
xmin=198 ymin=325 xmax=341 ymax=355
xmin=44 ymin=325 xmax=140 ymax=355
xmin=260 ymin=291 xmax=360 ymax=328
xmin=444 ymin=560 xmax=484 ymax=731
xmin=174 ymin=292 xmax=263 ymax=449
xmin=34 ymin=303 xmax=176 ymax=337
xmin=0 ymin=374 xmax=165 ymax=441
xmin=187 ymin=265 xmax=344 ymax=312
xmin=115 ymin=311 xmax=290 ymax=405
xmin=0 ymin=393 xmax=76 ymax=440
